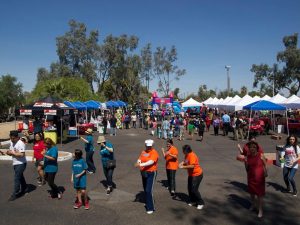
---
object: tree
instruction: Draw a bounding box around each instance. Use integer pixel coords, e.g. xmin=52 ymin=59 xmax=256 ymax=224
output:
xmin=197 ymin=84 xmax=216 ymax=101
xmin=173 ymin=88 xmax=180 ymax=100
xmin=0 ymin=75 xmax=23 ymax=114
xmin=240 ymin=86 xmax=248 ymax=97
xmin=140 ymin=43 xmax=153 ymax=91
xmin=153 ymin=46 xmax=186 ymax=96
xmin=56 ymin=19 xmax=98 ymax=92
xmin=251 ymin=33 xmax=300 ymax=95
xmin=30 ymin=77 xmax=98 ymax=102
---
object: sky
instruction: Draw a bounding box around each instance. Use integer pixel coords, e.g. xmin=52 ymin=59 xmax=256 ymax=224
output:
xmin=1 ymin=0 xmax=300 ymax=98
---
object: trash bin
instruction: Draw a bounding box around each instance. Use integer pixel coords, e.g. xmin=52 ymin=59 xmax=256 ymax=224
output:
xmin=277 ymin=125 xmax=283 ymax=133
xmin=276 ymin=145 xmax=285 ymax=168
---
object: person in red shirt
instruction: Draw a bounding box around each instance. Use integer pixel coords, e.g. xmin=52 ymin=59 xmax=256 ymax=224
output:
xmin=134 ymin=139 xmax=159 ymax=214
xmin=162 ymin=138 xmax=178 ymax=197
xmin=179 ymin=144 xmax=205 ymax=210
xmin=32 ymin=133 xmax=46 ymax=186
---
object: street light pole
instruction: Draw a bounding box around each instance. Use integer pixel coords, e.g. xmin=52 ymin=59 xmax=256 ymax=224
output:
xmin=225 ymin=65 xmax=231 ymax=96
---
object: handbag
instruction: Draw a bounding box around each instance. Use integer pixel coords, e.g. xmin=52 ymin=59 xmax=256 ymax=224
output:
xmin=106 ymin=159 xmax=116 ymax=169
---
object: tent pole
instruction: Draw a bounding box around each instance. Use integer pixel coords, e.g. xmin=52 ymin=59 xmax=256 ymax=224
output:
xmin=60 ymin=117 xmax=63 ymax=147
xmin=247 ymin=109 xmax=252 ymax=140
xmin=286 ymin=110 xmax=289 ymax=136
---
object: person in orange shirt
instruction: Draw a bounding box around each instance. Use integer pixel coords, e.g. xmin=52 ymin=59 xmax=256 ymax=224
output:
xmin=134 ymin=139 xmax=159 ymax=214
xmin=162 ymin=139 xmax=178 ymax=197
xmin=179 ymin=144 xmax=205 ymax=210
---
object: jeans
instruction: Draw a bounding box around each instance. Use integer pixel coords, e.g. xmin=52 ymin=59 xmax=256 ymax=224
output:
xmin=86 ymin=151 xmax=96 ymax=173
xmin=283 ymin=166 xmax=297 ymax=191
xmin=214 ymin=126 xmax=219 ymax=135
xmin=188 ymin=174 xmax=205 ymax=205
xmin=163 ymin=129 xmax=169 ymax=139
xmin=132 ymin=121 xmax=136 ymax=128
xmin=45 ymin=172 xmax=59 ymax=197
xmin=103 ymin=166 xmax=114 ymax=188
xmin=223 ymin=122 xmax=230 ymax=135
xmin=13 ymin=163 xmax=27 ymax=196
xmin=141 ymin=171 xmax=157 ymax=211
xmin=110 ymin=127 xmax=117 ymax=136
xmin=166 ymin=169 xmax=176 ymax=192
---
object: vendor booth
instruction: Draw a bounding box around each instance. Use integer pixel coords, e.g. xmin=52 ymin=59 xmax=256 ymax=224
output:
xmin=18 ymin=96 xmax=77 ymax=145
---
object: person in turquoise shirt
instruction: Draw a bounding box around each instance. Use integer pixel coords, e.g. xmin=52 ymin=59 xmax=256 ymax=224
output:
xmin=43 ymin=137 xmax=61 ymax=199
xmin=72 ymin=149 xmax=89 ymax=210
xmin=80 ymin=128 xmax=96 ymax=174
xmin=97 ymin=136 xmax=115 ymax=195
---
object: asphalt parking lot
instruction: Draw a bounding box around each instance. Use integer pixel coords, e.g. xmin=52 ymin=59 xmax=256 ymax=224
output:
xmin=1 ymin=128 xmax=300 ymax=225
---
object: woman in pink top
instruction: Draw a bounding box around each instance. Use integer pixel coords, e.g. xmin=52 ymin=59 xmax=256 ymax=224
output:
xmin=32 ymin=133 xmax=46 ymax=186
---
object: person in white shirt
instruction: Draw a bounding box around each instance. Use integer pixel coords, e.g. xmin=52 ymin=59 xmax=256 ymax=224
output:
xmin=281 ymin=134 xmax=300 ymax=197
xmin=6 ymin=130 xmax=28 ymax=201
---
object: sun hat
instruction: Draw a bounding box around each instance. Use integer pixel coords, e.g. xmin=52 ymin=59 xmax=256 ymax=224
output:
xmin=145 ymin=139 xmax=154 ymax=147
xmin=97 ymin=136 xmax=106 ymax=143
xmin=85 ymin=128 xmax=93 ymax=134
xmin=20 ymin=136 xmax=28 ymax=143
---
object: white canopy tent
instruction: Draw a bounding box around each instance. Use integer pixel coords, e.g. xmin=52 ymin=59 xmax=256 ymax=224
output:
xmin=182 ymin=98 xmax=202 ymax=108
xmin=223 ymin=95 xmax=242 ymax=111
xmin=206 ymin=97 xmax=219 ymax=107
xmin=282 ymin=95 xmax=300 ymax=106
xmin=284 ymin=98 xmax=300 ymax=109
xmin=261 ymin=95 xmax=271 ymax=100
xmin=203 ymin=97 xmax=213 ymax=105
xmin=217 ymin=96 xmax=232 ymax=110
xmin=270 ymin=93 xmax=287 ymax=104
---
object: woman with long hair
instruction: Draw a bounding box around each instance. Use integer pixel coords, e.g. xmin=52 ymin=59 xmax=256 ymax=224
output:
xmin=281 ymin=134 xmax=300 ymax=197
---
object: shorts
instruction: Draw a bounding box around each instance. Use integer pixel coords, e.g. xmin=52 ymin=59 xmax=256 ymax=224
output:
xmin=35 ymin=159 xmax=44 ymax=167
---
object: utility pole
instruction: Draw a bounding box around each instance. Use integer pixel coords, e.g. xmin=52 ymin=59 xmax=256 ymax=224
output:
xmin=225 ymin=65 xmax=231 ymax=96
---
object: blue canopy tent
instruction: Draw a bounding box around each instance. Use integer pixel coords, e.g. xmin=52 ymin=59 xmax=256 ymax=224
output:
xmin=243 ymin=100 xmax=289 ymax=136
xmin=106 ymin=101 xmax=119 ymax=108
xmin=116 ymin=100 xmax=127 ymax=107
xmin=84 ymin=100 xmax=102 ymax=109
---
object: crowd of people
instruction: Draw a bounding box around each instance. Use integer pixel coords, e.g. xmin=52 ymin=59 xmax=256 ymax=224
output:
xmin=0 ymin=107 xmax=299 ymax=219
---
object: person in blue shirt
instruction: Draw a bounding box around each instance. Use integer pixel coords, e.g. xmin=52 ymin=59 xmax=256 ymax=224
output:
xmin=80 ymin=128 xmax=96 ymax=174
xmin=221 ymin=112 xmax=231 ymax=136
xmin=72 ymin=149 xmax=89 ymax=209
xmin=97 ymin=136 xmax=115 ymax=195
xmin=43 ymin=137 xmax=61 ymax=199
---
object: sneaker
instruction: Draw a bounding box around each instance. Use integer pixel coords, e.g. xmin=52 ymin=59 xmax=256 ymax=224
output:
xmin=87 ymin=170 xmax=94 ymax=174
xmin=84 ymin=201 xmax=89 ymax=210
xmin=106 ymin=188 xmax=111 ymax=195
xmin=8 ymin=195 xmax=17 ymax=202
xmin=170 ymin=191 xmax=175 ymax=197
xmin=57 ymin=193 xmax=62 ymax=199
xmin=187 ymin=202 xmax=194 ymax=207
xmin=146 ymin=210 xmax=154 ymax=214
xmin=292 ymin=191 xmax=298 ymax=197
xmin=197 ymin=205 xmax=204 ymax=210
xmin=73 ymin=202 xmax=82 ymax=209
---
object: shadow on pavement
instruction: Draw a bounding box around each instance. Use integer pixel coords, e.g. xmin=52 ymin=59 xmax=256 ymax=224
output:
xmin=133 ymin=191 xmax=145 ymax=203
xmin=157 ymin=179 xmax=168 ymax=188
xmin=266 ymin=181 xmax=285 ymax=192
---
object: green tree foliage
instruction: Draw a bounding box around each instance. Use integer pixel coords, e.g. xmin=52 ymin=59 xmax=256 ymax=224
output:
xmin=153 ymin=46 xmax=186 ymax=96
xmin=0 ymin=75 xmax=23 ymax=114
xmin=197 ymin=85 xmax=216 ymax=102
xmin=173 ymin=88 xmax=180 ymax=100
xmin=56 ymin=19 xmax=98 ymax=92
xmin=140 ymin=43 xmax=153 ymax=91
xmin=30 ymin=77 xmax=99 ymax=103
xmin=240 ymin=86 xmax=248 ymax=97
xmin=251 ymin=33 xmax=300 ymax=95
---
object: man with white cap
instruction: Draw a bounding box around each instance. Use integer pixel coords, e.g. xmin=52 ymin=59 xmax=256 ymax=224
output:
xmin=135 ymin=139 xmax=159 ymax=214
